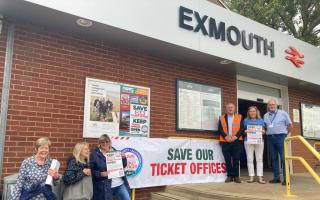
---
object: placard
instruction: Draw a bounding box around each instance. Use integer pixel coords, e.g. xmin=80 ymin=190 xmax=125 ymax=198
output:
xmin=246 ymin=125 xmax=263 ymax=144
xmin=83 ymin=78 xmax=150 ymax=138
xmin=300 ymin=103 xmax=320 ymax=140
xmin=177 ymin=79 xmax=222 ymax=131
xmin=106 ymin=151 xmax=125 ymax=179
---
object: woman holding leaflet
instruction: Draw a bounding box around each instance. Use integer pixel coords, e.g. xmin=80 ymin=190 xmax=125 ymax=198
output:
xmin=243 ymin=106 xmax=266 ymax=184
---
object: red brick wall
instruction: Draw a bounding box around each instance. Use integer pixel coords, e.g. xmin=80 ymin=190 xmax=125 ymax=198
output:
xmin=288 ymin=88 xmax=320 ymax=173
xmin=2 ymin=18 xmax=319 ymax=199
xmin=1 ymin=21 xmax=237 ymax=199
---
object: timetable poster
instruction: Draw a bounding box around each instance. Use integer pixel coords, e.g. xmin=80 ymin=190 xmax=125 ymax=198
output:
xmin=177 ymin=80 xmax=222 ymax=131
xmin=300 ymin=103 xmax=320 ymax=139
xmin=83 ymin=78 xmax=150 ymax=138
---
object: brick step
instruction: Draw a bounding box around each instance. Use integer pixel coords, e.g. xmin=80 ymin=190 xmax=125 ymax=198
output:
xmin=151 ymin=192 xmax=192 ymax=200
xmin=160 ymin=185 xmax=278 ymax=200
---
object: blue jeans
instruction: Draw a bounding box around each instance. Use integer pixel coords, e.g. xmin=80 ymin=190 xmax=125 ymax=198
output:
xmin=267 ymin=134 xmax=287 ymax=180
xmin=112 ymin=184 xmax=131 ymax=200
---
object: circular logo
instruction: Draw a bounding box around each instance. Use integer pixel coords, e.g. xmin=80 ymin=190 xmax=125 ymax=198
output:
xmin=141 ymin=125 xmax=148 ymax=133
xmin=121 ymin=148 xmax=143 ymax=177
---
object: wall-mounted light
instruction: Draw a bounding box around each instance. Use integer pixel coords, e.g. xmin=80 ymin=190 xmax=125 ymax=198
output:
xmin=298 ymin=81 xmax=308 ymax=86
xmin=76 ymin=18 xmax=93 ymax=27
xmin=0 ymin=15 xmax=3 ymax=35
xmin=220 ymin=59 xmax=233 ymax=65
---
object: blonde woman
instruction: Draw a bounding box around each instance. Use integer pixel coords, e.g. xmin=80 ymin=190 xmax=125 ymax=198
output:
xmin=244 ymin=106 xmax=266 ymax=184
xmin=63 ymin=142 xmax=93 ymax=200
xmin=11 ymin=137 xmax=60 ymax=200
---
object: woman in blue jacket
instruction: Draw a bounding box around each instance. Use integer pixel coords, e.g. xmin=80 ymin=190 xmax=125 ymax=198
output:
xmin=90 ymin=134 xmax=131 ymax=200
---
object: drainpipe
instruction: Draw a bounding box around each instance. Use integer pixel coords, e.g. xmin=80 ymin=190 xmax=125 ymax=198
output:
xmin=0 ymin=15 xmax=3 ymax=35
xmin=0 ymin=22 xmax=15 ymax=186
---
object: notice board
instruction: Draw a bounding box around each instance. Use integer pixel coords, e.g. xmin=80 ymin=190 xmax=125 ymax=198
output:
xmin=300 ymin=102 xmax=320 ymax=140
xmin=177 ymin=79 xmax=222 ymax=132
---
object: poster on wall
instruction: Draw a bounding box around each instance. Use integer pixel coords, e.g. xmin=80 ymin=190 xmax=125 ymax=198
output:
xmin=300 ymin=103 xmax=320 ymax=140
xmin=177 ymin=79 xmax=222 ymax=131
xmin=83 ymin=78 xmax=150 ymax=138
xmin=112 ymin=137 xmax=226 ymax=188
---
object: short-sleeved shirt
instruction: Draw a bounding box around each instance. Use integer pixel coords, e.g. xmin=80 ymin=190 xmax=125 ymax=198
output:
xmin=243 ymin=118 xmax=265 ymax=141
xmin=264 ymin=109 xmax=292 ymax=135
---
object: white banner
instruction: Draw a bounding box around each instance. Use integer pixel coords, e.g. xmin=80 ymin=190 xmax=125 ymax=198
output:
xmin=112 ymin=137 xmax=226 ymax=188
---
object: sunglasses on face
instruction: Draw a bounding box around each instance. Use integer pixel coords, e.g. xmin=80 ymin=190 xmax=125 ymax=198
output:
xmin=99 ymin=140 xmax=110 ymax=144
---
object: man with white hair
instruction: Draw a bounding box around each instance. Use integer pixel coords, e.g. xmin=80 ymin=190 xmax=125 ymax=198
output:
xmin=264 ymin=99 xmax=292 ymax=185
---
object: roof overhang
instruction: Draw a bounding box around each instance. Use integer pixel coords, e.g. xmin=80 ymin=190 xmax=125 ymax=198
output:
xmin=0 ymin=0 xmax=319 ymax=93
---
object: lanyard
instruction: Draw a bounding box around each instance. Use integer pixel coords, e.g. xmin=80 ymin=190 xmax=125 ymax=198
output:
xmin=268 ymin=110 xmax=278 ymax=124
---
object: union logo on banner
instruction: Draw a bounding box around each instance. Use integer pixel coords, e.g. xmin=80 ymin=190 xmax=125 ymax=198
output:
xmin=121 ymin=148 xmax=143 ymax=177
xmin=285 ymin=46 xmax=305 ymax=68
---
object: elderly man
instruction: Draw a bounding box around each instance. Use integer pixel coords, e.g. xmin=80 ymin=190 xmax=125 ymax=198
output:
xmin=218 ymin=103 xmax=244 ymax=183
xmin=264 ymin=99 xmax=292 ymax=185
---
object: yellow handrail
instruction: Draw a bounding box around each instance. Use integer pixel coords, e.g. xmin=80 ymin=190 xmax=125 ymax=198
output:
xmin=284 ymin=135 xmax=320 ymax=196
xmin=132 ymin=188 xmax=136 ymax=200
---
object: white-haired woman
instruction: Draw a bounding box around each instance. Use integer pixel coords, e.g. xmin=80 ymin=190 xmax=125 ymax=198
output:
xmin=63 ymin=142 xmax=93 ymax=200
xmin=11 ymin=137 xmax=60 ymax=200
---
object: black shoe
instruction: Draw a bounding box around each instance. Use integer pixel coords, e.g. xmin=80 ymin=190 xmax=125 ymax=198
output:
xmin=234 ymin=177 xmax=242 ymax=183
xmin=225 ymin=177 xmax=233 ymax=183
xmin=282 ymin=181 xmax=286 ymax=186
xmin=269 ymin=179 xmax=281 ymax=184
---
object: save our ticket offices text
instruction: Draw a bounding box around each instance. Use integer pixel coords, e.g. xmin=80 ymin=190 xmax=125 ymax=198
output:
xmin=150 ymin=148 xmax=226 ymax=176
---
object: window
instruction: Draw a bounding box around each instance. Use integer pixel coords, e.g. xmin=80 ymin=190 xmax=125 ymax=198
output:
xmin=237 ymin=80 xmax=281 ymax=98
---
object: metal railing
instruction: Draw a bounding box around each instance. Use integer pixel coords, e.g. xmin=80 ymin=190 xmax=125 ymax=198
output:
xmin=314 ymin=142 xmax=320 ymax=170
xmin=284 ymin=135 xmax=320 ymax=196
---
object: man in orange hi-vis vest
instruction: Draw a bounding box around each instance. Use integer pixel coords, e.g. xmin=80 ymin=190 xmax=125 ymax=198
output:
xmin=218 ymin=103 xmax=244 ymax=183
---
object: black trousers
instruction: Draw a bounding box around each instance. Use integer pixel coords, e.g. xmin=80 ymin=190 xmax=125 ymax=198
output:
xmin=220 ymin=140 xmax=243 ymax=178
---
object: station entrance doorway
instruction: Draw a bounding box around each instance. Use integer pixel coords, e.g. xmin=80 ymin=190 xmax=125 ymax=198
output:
xmin=237 ymin=76 xmax=289 ymax=171
xmin=238 ymin=99 xmax=270 ymax=169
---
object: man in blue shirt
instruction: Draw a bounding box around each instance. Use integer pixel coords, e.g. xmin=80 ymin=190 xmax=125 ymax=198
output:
xmin=264 ymin=99 xmax=292 ymax=185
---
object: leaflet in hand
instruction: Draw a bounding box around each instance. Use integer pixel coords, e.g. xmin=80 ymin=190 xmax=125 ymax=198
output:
xmin=247 ymin=125 xmax=263 ymax=144
xmin=45 ymin=159 xmax=60 ymax=186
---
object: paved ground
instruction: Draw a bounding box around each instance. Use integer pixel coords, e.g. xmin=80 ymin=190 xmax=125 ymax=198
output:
xmin=175 ymin=170 xmax=320 ymax=200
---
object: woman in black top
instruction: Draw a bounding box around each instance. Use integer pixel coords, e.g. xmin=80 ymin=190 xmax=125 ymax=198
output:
xmin=63 ymin=142 xmax=93 ymax=200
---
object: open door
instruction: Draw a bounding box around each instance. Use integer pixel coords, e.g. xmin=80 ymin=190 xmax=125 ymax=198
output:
xmin=238 ymin=99 xmax=271 ymax=169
